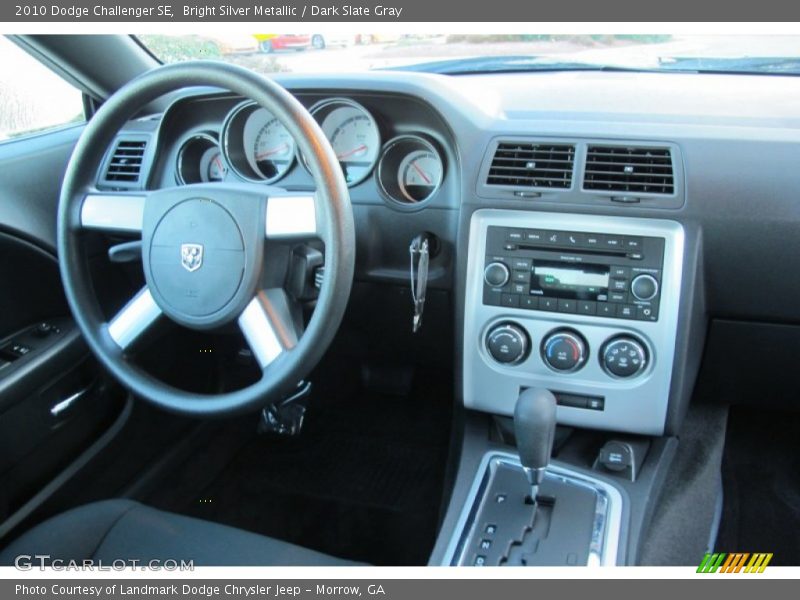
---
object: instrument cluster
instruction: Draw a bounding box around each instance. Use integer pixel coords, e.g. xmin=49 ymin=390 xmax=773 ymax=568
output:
xmin=173 ymin=96 xmax=445 ymax=207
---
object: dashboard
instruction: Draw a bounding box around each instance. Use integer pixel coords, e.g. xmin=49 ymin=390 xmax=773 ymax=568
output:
xmin=97 ymin=69 xmax=800 ymax=436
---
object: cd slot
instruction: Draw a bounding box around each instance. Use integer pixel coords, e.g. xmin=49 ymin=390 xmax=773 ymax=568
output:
xmin=515 ymin=243 xmax=627 ymax=259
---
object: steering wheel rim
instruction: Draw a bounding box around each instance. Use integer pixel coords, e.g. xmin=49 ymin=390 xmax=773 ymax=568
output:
xmin=57 ymin=61 xmax=355 ymax=417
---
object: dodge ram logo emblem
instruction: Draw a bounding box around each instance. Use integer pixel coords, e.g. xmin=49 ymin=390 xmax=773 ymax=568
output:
xmin=180 ymin=243 xmax=204 ymax=272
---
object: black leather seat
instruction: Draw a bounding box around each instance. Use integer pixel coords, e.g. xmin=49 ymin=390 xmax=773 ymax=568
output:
xmin=0 ymin=500 xmax=361 ymax=566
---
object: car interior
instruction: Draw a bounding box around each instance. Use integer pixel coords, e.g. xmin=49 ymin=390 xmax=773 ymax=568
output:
xmin=0 ymin=33 xmax=799 ymax=567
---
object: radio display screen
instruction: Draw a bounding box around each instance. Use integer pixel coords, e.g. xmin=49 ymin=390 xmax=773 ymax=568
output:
xmin=531 ymin=261 xmax=609 ymax=300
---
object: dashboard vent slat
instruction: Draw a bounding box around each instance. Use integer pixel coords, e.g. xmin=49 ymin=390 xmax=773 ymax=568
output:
xmin=584 ymin=145 xmax=674 ymax=195
xmin=487 ymin=142 xmax=575 ymax=189
xmin=104 ymin=140 xmax=147 ymax=183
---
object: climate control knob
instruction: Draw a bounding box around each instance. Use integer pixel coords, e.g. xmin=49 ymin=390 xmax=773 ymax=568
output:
xmin=486 ymin=323 xmax=529 ymax=365
xmin=601 ymin=336 xmax=648 ymax=378
xmin=484 ymin=262 xmax=510 ymax=288
xmin=541 ymin=329 xmax=588 ymax=373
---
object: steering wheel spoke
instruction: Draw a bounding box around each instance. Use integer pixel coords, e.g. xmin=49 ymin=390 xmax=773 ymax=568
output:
xmin=107 ymin=287 xmax=162 ymax=350
xmin=80 ymin=190 xmax=149 ymax=234
xmin=265 ymin=192 xmax=318 ymax=241
xmin=238 ymin=289 xmax=301 ymax=370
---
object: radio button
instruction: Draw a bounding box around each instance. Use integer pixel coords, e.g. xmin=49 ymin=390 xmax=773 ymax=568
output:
xmin=597 ymin=303 xmax=615 ymax=317
xmin=631 ymin=274 xmax=659 ymax=301
xmin=525 ymin=230 xmax=545 ymax=243
xmin=624 ymin=236 xmax=644 ymax=250
xmin=557 ymin=299 xmax=577 ymax=313
xmin=521 ymin=296 xmax=539 ymax=310
xmin=484 ymin=262 xmax=510 ymax=287
xmin=611 ymin=266 xmax=630 ymax=279
xmin=637 ymin=304 xmax=658 ymax=321
xmin=512 ymin=270 xmax=529 ymax=283
xmin=609 ymin=292 xmax=627 ymax=303
xmin=604 ymin=236 xmax=624 ymax=249
xmin=543 ymin=231 xmax=563 ymax=245
xmin=611 ymin=279 xmax=628 ymax=291
xmin=511 ymin=283 xmax=529 ymax=295
xmin=507 ymin=230 xmax=525 ymax=242
xmin=511 ymin=258 xmax=532 ymax=271
xmin=618 ymin=304 xmax=637 ymax=319
xmin=578 ymin=301 xmax=597 ymax=315
xmin=564 ymin=232 xmax=585 ymax=247
xmin=540 ymin=297 xmax=558 ymax=311
xmin=501 ymin=294 xmax=520 ymax=308
xmin=585 ymin=234 xmax=603 ymax=248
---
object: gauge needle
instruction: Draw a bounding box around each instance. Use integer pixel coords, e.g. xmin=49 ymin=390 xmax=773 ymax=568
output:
xmin=411 ymin=161 xmax=432 ymax=185
xmin=256 ymin=144 xmax=289 ymax=160
xmin=213 ymin=156 xmax=224 ymax=171
xmin=337 ymin=144 xmax=367 ymax=159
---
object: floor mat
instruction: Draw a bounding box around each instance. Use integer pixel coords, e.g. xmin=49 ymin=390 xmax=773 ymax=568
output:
xmin=144 ymin=371 xmax=452 ymax=565
xmin=715 ymin=407 xmax=800 ymax=565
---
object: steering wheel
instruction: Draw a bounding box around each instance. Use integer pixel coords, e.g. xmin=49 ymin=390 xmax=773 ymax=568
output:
xmin=57 ymin=61 xmax=355 ymax=417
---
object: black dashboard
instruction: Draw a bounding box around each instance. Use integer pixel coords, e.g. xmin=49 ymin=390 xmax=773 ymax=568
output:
xmin=87 ymin=68 xmax=800 ymax=435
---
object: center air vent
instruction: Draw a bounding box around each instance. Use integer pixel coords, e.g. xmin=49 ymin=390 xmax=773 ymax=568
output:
xmin=104 ymin=139 xmax=147 ymax=184
xmin=584 ymin=146 xmax=674 ymax=195
xmin=487 ymin=142 xmax=575 ymax=189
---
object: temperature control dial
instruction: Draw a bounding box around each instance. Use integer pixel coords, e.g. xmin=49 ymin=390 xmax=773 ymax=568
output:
xmin=601 ymin=336 xmax=648 ymax=379
xmin=541 ymin=329 xmax=588 ymax=373
xmin=486 ymin=323 xmax=530 ymax=365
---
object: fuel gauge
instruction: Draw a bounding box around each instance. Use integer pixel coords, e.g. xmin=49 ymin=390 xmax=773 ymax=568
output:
xmin=377 ymin=135 xmax=445 ymax=207
xmin=398 ymin=149 xmax=443 ymax=203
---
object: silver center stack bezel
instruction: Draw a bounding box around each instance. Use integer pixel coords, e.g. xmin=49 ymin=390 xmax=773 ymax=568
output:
xmin=463 ymin=209 xmax=685 ymax=435
xmin=442 ymin=452 xmax=624 ymax=566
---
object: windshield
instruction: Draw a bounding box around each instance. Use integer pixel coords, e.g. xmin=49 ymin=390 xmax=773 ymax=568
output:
xmin=138 ymin=34 xmax=800 ymax=76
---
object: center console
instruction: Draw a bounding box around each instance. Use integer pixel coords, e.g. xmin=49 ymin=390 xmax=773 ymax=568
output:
xmin=464 ymin=209 xmax=685 ymax=436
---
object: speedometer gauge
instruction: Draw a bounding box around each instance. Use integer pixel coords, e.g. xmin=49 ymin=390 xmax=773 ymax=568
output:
xmin=308 ymin=98 xmax=381 ymax=187
xmin=222 ymin=101 xmax=296 ymax=183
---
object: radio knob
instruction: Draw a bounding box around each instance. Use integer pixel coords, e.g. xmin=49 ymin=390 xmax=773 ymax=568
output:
xmin=631 ymin=274 xmax=659 ymax=301
xmin=484 ymin=262 xmax=510 ymax=287
xmin=541 ymin=329 xmax=588 ymax=373
xmin=601 ymin=336 xmax=648 ymax=379
xmin=486 ymin=323 xmax=529 ymax=365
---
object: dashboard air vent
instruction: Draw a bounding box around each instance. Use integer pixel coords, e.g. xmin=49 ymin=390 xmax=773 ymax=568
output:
xmin=584 ymin=146 xmax=674 ymax=195
xmin=104 ymin=139 xmax=147 ymax=183
xmin=487 ymin=142 xmax=575 ymax=189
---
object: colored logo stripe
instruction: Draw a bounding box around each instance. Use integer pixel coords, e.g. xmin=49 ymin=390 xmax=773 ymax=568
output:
xmin=697 ymin=553 xmax=773 ymax=573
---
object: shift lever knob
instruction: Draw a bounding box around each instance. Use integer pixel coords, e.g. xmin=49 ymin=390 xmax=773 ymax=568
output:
xmin=514 ymin=388 xmax=557 ymax=498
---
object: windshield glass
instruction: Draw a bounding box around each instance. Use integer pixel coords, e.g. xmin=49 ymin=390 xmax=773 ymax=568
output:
xmin=139 ymin=34 xmax=800 ymax=76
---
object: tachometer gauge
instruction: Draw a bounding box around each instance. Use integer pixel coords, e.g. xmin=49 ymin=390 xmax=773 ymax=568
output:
xmin=222 ymin=101 xmax=296 ymax=183
xmin=176 ymin=133 xmax=226 ymax=185
xmin=377 ymin=135 xmax=445 ymax=207
xmin=252 ymin=116 xmax=295 ymax=180
xmin=308 ymin=98 xmax=381 ymax=187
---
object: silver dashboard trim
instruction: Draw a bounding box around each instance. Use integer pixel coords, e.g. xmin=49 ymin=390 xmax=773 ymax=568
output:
xmin=442 ymin=451 xmax=624 ymax=566
xmin=463 ymin=209 xmax=685 ymax=435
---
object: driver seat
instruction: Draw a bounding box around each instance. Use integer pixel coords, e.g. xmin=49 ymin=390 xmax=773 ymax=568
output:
xmin=0 ymin=500 xmax=362 ymax=566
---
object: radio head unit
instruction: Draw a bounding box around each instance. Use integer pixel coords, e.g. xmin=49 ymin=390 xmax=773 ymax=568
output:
xmin=483 ymin=226 xmax=664 ymax=322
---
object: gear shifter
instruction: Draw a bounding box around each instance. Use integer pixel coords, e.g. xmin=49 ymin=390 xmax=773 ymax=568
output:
xmin=514 ymin=388 xmax=557 ymax=503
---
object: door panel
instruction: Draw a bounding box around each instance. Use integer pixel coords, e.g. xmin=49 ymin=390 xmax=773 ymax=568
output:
xmin=0 ymin=125 xmax=125 ymax=537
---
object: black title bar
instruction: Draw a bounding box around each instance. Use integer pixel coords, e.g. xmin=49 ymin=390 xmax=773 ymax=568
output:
xmin=4 ymin=0 xmax=800 ymax=22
